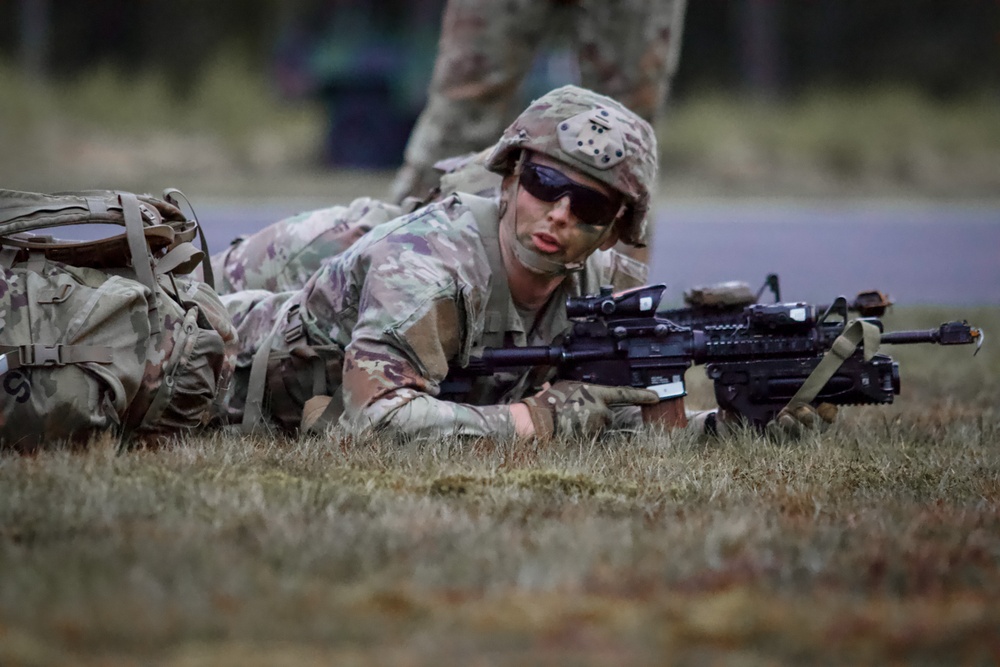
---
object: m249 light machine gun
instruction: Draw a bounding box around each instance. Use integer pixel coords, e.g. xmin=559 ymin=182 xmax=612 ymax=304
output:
xmin=443 ymin=284 xmax=984 ymax=429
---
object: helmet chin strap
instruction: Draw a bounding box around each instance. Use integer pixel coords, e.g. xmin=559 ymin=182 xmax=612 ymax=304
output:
xmin=500 ymin=153 xmax=616 ymax=278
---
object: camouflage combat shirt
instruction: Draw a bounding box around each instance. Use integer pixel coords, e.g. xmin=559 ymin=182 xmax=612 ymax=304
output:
xmin=220 ymin=192 xmax=646 ymax=439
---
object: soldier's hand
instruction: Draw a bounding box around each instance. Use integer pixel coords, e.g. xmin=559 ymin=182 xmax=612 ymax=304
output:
xmin=520 ymin=381 xmax=660 ymax=440
xmin=766 ymin=401 xmax=838 ymax=439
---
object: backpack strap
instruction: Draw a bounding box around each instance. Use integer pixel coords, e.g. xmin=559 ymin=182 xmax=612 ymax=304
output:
xmin=119 ymin=192 xmax=161 ymax=336
xmin=240 ymin=301 xmax=331 ymax=433
xmin=240 ymin=301 xmax=300 ymax=432
xmin=0 ymin=199 xmax=88 ymax=226
xmin=156 ymin=242 xmax=204 ymax=276
xmin=463 ymin=194 xmax=516 ymax=348
xmin=0 ymin=344 xmax=113 ymax=376
xmin=163 ymin=188 xmax=215 ymax=290
xmin=0 ymin=246 xmax=17 ymax=269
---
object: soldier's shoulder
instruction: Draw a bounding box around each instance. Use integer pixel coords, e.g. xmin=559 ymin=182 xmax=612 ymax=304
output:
xmin=356 ymin=195 xmax=493 ymax=273
xmin=393 ymin=192 xmax=497 ymax=237
xmin=433 ymin=148 xmax=502 ymax=200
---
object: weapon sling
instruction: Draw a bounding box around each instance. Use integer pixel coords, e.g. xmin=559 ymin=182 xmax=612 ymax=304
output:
xmin=781 ymin=318 xmax=881 ymax=412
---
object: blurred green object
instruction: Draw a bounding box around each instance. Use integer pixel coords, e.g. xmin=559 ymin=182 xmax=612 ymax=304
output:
xmin=274 ymin=2 xmax=442 ymax=168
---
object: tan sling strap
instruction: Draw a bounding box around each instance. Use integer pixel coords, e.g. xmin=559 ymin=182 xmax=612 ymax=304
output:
xmin=163 ymin=188 xmax=215 ymax=290
xmin=782 ymin=317 xmax=882 ymax=412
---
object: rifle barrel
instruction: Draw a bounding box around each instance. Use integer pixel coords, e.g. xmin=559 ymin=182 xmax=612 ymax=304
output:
xmin=479 ymin=345 xmax=564 ymax=368
xmin=880 ymin=321 xmax=981 ymax=346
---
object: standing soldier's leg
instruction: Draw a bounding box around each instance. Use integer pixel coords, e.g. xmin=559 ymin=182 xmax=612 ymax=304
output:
xmin=389 ymin=0 xmax=552 ymax=204
xmin=574 ymin=0 xmax=688 ymax=268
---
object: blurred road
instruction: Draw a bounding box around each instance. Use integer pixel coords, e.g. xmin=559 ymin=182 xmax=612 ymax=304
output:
xmin=653 ymin=200 xmax=999 ymax=307
xmin=195 ymin=198 xmax=999 ymax=306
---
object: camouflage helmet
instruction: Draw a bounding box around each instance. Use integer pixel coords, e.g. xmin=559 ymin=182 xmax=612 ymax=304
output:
xmin=486 ymin=85 xmax=658 ymax=247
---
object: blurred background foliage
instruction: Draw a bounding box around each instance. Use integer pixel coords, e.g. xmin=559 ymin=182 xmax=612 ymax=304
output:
xmin=1 ymin=0 xmax=998 ymax=195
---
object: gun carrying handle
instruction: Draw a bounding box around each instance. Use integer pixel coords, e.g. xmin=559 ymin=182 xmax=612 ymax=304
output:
xmin=641 ymin=398 xmax=688 ymax=428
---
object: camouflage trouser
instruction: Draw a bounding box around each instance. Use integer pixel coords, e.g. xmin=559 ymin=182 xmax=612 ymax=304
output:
xmin=390 ymin=0 xmax=688 ymax=204
xmin=210 ymin=197 xmax=403 ymax=295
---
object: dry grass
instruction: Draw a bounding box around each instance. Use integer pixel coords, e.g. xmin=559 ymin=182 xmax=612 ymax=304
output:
xmin=1 ymin=306 xmax=998 ymax=666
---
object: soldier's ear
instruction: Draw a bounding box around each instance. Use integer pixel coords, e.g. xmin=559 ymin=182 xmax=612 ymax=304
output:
xmin=598 ymin=226 xmax=621 ymax=251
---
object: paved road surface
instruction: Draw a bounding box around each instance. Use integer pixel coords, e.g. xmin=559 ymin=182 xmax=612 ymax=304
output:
xmin=188 ymin=198 xmax=999 ymax=306
xmin=652 ymin=200 xmax=999 ymax=307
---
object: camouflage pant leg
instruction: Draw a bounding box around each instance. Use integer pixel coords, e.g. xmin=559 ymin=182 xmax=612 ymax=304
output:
xmin=574 ymin=0 xmax=688 ymax=267
xmin=392 ymin=0 xmax=558 ymax=202
xmin=574 ymin=0 xmax=688 ymax=123
xmin=392 ymin=0 xmax=688 ymax=204
xmin=210 ymin=197 xmax=402 ymax=295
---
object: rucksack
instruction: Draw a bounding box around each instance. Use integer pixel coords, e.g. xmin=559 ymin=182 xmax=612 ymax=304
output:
xmin=0 ymin=188 xmax=237 ymax=451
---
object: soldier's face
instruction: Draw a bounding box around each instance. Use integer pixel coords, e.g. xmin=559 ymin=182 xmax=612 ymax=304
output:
xmin=505 ymin=152 xmax=621 ymax=265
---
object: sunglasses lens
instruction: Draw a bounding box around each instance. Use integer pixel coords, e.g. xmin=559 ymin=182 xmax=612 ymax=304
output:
xmin=569 ymin=186 xmax=620 ymax=226
xmin=520 ymin=163 xmax=620 ymax=226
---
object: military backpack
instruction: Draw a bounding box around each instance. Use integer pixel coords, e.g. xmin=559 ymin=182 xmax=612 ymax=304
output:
xmin=0 ymin=189 xmax=237 ymax=451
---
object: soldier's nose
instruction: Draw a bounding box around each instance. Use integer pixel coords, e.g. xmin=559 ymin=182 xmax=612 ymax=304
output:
xmin=547 ymin=196 xmax=573 ymax=227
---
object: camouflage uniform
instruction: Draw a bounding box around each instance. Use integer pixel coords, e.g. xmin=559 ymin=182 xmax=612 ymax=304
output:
xmin=211 ymin=197 xmax=404 ymax=295
xmin=217 ymin=85 xmax=657 ymax=439
xmin=389 ymin=0 xmax=687 ymax=203
xmin=218 ymin=194 xmax=646 ymax=437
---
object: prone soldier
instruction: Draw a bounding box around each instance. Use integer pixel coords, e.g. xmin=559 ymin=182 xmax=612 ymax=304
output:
xmin=215 ymin=85 xmax=828 ymax=442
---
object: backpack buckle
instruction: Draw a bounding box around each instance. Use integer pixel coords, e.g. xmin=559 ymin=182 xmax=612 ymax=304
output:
xmin=26 ymin=344 xmax=64 ymax=366
xmin=284 ymin=304 xmax=305 ymax=344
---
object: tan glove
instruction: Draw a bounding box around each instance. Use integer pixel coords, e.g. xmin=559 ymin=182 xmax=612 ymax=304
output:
xmin=691 ymin=403 xmax=838 ymax=438
xmin=520 ymin=381 xmax=660 ymax=440
xmin=766 ymin=401 xmax=839 ymax=439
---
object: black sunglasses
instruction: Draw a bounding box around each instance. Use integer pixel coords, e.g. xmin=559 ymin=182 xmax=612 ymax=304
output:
xmin=519 ymin=162 xmax=623 ymax=227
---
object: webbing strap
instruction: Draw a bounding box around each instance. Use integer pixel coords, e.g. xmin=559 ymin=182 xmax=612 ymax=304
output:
xmin=241 ymin=300 xmax=328 ymax=433
xmin=0 ymin=200 xmax=89 ymax=226
xmin=85 ymin=195 xmax=110 ymax=217
xmin=163 ymin=188 xmax=215 ymax=290
xmin=467 ymin=194 xmax=510 ymax=339
xmin=0 ymin=344 xmax=113 ymax=376
xmin=785 ymin=319 xmax=881 ymax=409
xmin=24 ymin=251 xmax=46 ymax=274
xmin=0 ymin=247 xmax=19 ymax=269
xmin=241 ymin=300 xmax=306 ymax=431
xmin=156 ymin=242 xmax=203 ymax=276
xmin=119 ymin=193 xmax=157 ymax=294
xmin=241 ymin=324 xmax=278 ymax=432
xmin=119 ymin=192 xmax=161 ymax=336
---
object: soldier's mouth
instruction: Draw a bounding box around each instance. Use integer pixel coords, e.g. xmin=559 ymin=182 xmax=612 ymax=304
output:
xmin=532 ymin=232 xmax=562 ymax=254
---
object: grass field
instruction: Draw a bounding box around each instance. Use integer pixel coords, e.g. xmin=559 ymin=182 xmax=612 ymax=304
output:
xmin=2 ymin=56 xmax=999 ymax=665
xmin=2 ymin=306 xmax=997 ymax=666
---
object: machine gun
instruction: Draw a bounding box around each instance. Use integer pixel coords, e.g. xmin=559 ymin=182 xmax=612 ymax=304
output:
xmin=660 ymin=273 xmax=894 ymax=328
xmin=442 ymin=284 xmax=983 ymax=429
